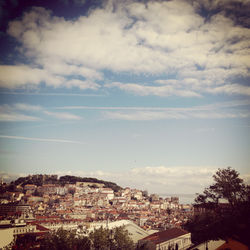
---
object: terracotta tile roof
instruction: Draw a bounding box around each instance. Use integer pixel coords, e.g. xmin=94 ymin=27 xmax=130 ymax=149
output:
xmin=35 ymin=224 xmax=49 ymax=232
xmin=217 ymin=238 xmax=248 ymax=250
xmin=141 ymin=228 xmax=189 ymax=245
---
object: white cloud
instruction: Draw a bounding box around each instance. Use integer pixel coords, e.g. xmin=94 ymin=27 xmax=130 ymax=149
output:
xmin=0 ymin=64 xmax=102 ymax=90
xmin=2 ymin=1 xmax=249 ymax=96
xmin=44 ymin=111 xmax=82 ymax=120
xmin=57 ymin=99 xmax=250 ymax=111
xmin=40 ymin=58 xmax=103 ymax=80
xmin=66 ymin=79 xmax=100 ymax=90
xmin=106 ymin=82 xmax=201 ymax=97
xmin=102 ymin=106 xmax=250 ymax=121
xmin=0 ymin=65 xmax=62 ymax=89
xmin=103 ymin=110 xmax=250 ymax=120
xmin=242 ymin=173 xmax=250 ymax=185
xmin=205 ymin=84 xmax=250 ymax=96
xmin=14 ymin=103 xmax=43 ymax=111
xmin=54 ymin=99 xmax=250 ymax=121
xmin=0 ymin=103 xmax=82 ymax=122
xmin=0 ymin=172 xmax=26 ymax=183
xmin=0 ymin=135 xmax=84 ymax=145
xmin=67 ymin=165 xmax=249 ymax=197
xmin=0 ymin=113 xmax=41 ymax=122
xmin=103 ymin=110 xmax=187 ymax=120
xmin=0 ymin=104 xmax=41 ymax=122
xmin=43 ymin=166 xmax=220 ymax=195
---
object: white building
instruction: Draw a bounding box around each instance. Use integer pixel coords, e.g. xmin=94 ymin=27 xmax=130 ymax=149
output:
xmin=88 ymin=219 xmax=149 ymax=243
xmin=100 ymin=188 xmax=114 ymax=200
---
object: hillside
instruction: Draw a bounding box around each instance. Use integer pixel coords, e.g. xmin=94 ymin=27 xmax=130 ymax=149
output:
xmin=14 ymin=174 xmax=122 ymax=192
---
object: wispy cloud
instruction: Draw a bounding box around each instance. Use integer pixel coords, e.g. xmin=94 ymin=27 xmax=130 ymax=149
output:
xmin=0 ymin=172 xmax=26 ymax=183
xmin=0 ymin=104 xmax=42 ymax=122
xmin=103 ymin=110 xmax=186 ymax=120
xmin=44 ymin=111 xmax=82 ymax=120
xmin=0 ymin=113 xmax=41 ymax=122
xmin=0 ymin=135 xmax=84 ymax=145
xmin=205 ymin=84 xmax=250 ymax=96
xmin=56 ymin=99 xmax=250 ymax=111
xmin=103 ymin=110 xmax=249 ymax=120
xmin=55 ymin=100 xmax=250 ymax=121
xmin=54 ymin=166 xmax=250 ymax=195
xmin=14 ymin=103 xmax=43 ymax=111
xmin=106 ymin=82 xmax=202 ymax=97
xmin=0 ymin=103 xmax=82 ymax=122
xmin=0 ymin=91 xmax=105 ymax=97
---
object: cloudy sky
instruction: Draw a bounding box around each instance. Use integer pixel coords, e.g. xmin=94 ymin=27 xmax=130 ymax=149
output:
xmin=0 ymin=0 xmax=249 ymax=199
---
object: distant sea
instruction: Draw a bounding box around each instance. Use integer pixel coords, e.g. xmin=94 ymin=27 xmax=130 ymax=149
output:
xmin=160 ymin=193 xmax=196 ymax=204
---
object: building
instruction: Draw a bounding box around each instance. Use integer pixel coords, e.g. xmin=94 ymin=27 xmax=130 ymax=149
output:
xmin=0 ymin=203 xmax=30 ymax=216
xmin=76 ymin=182 xmax=104 ymax=188
xmin=0 ymin=219 xmax=49 ymax=249
xmin=193 ymin=203 xmax=230 ymax=216
xmin=139 ymin=227 xmax=191 ymax=250
xmin=189 ymin=240 xmax=225 ymax=250
xmin=88 ymin=219 xmax=149 ymax=243
xmin=100 ymin=188 xmax=114 ymax=200
xmin=24 ymin=184 xmax=37 ymax=191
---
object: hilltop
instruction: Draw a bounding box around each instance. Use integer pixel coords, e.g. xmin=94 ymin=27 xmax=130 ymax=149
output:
xmin=13 ymin=174 xmax=121 ymax=192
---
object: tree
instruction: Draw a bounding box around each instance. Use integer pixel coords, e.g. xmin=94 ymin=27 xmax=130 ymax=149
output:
xmin=136 ymin=240 xmax=155 ymax=250
xmin=40 ymin=228 xmax=91 ymax=250
xmin=184 ymin=167 xmax=250 ymax=246
xmin=89 ymin=227 xmax=109 ymax=250
xmin=89 ymin=226 xmax=134 ymax=250
xmin=112 ymin=226 xmax=134 ymax=250
xmin=166 ymin=208 xmax=172 ymax=216
xmin=195 ymin=167 xmax=249 ymax=207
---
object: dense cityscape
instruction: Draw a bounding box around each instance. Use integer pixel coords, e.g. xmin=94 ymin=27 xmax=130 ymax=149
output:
xmin=1 ymin=168 xmax=249 ymax=250
xmin=0 ymin=174 xmax=194 ymax=249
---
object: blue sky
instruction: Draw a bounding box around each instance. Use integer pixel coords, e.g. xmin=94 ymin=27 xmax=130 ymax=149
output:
xmin=0 ymin=0 xmax=250 ymax=196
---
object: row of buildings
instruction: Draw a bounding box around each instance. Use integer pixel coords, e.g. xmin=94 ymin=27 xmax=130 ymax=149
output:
xmin=0 ymin=178 xmax=195 ymax=249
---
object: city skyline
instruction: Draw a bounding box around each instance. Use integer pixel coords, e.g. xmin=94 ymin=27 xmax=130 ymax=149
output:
xmin=0 ymin=0 xmax=250 ymax=195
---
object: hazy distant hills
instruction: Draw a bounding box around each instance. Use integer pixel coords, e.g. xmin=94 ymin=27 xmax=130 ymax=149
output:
xmin=14 ymin=174 xmax=121 ymax=192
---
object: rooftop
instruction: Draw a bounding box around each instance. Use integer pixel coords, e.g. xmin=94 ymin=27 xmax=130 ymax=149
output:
xmin=141 ymin=228 xmax=189 ymax=245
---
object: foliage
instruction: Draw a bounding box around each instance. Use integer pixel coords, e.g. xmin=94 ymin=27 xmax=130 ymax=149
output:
xmin=195 ymin=167 xmax=249 ymax=207
xmin=40 ymin=226 xmax=134 ymax=250
xmin=13 ymin=234 xmax=39 ymax=249
xmin=89 ymin=227 xmax=109 ymax=250
xmin=13 ymin=174 xmax=122 ymax=192
xmin=112 ymin=226 xmax=134 ymax=250
xmin=59 ymin=175 xmax=121 ymax=192
xmin=40 ymin=228 xmax=91 ymax=250
xmin=184 ymin=167 xmax=250 ymax=246
xmin=89 ymin=226 xmax=134 ymax=250
xmin=136 ymin=240 xmax=155 ymax=250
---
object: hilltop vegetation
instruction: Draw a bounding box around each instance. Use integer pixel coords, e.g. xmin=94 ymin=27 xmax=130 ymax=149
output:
xmin=13 ymin=174 xmax=121 ymax=192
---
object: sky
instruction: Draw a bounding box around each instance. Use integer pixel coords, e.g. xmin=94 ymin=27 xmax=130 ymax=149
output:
xmin=0 ymin=0 xmax=250 ymax=199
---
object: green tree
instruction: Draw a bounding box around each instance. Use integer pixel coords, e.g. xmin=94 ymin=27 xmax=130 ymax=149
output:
xmin=184 ymin=167 xmax=250 ymax=246
xmin=40 ymin=228 xmax=91 ymax=250
xmin=195 ymin=167 xmax=249 ymax=207
xmin=136 ymin=240 xmax=155 ymax=250
xmin=89 ymin=226 xmax=134 ymax=250
xmin=112 ymin=226 xmax=134 ymax=250
xmin=89 ymin=227 xmax=109 ymax=250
